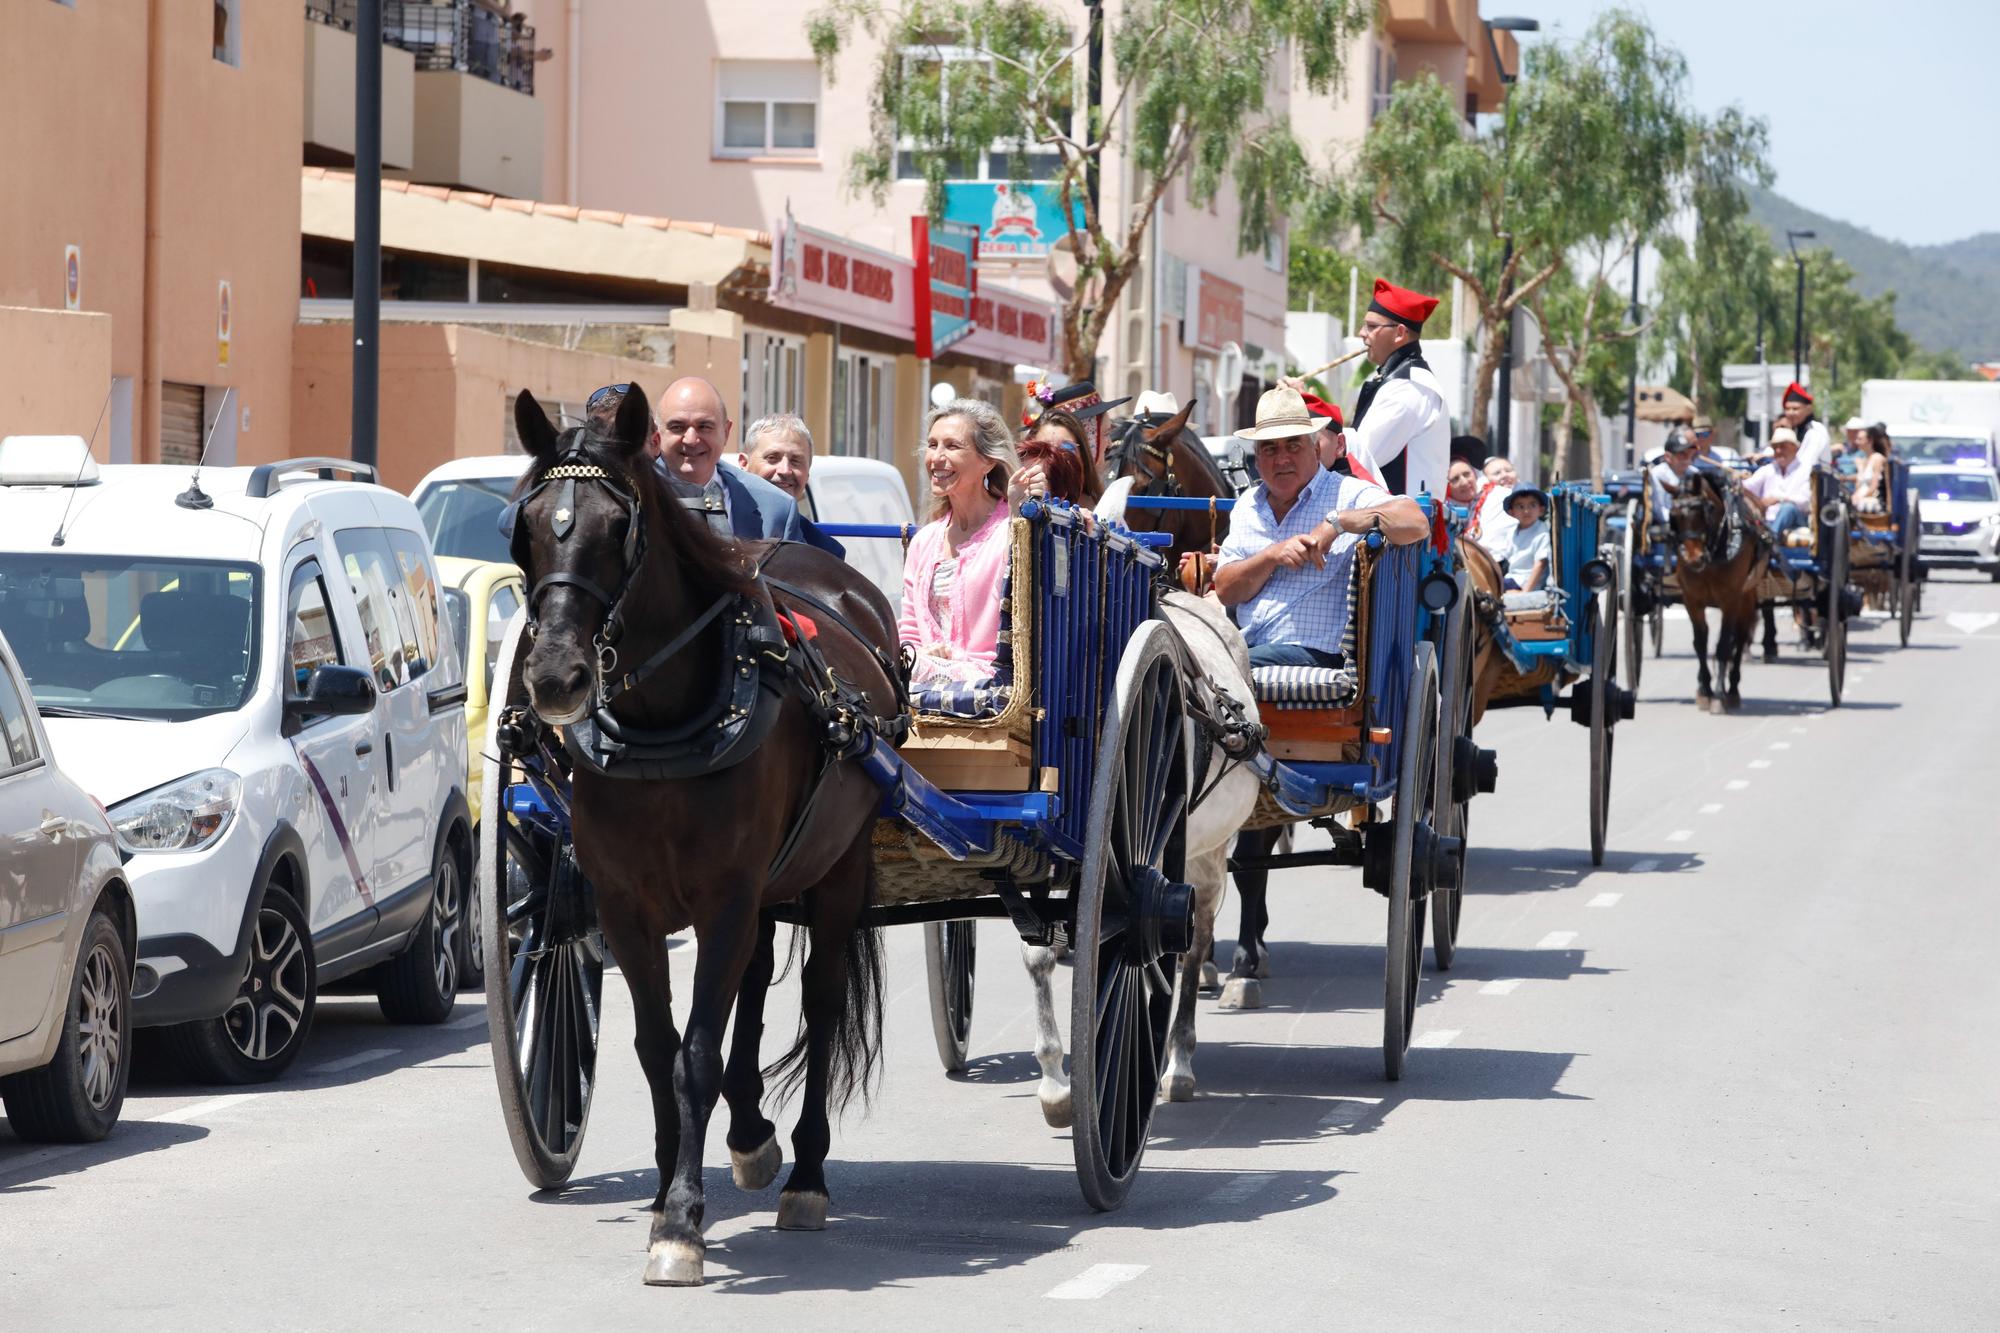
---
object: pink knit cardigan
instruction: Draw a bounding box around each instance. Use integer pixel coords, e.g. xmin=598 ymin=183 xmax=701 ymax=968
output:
xmin=897 ymin=500 xmax=1012 ymax=682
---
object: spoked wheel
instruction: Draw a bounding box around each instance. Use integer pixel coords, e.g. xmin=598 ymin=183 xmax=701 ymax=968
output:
xmin=1588 ymin=593 xmax=1618 ymax=868
xmin=922 ymin=920 xmax=977 ymax=1073
xmin=1898 ymin=495 xmax=1919 ymax=648
xmin=1428 ymin=591 xmax=1473 ymax=970
xmin=482 ymin=612 xmax=605 ymax=1191
xmin=1619 ymin=508 xmax=1645 ymax=693
xmin=1649 ymin=601 xmax=1665 ymax=658
xmin=1071 ymin=620 xmax=1192 ymax=1212
xmin=1825 ymin=509 xmax=1850 ymax=707
xmin=1382 ymin=642 xmax=1438 ymax=1081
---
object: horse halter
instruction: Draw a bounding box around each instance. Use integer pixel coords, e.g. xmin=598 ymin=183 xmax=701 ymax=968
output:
xmin=1669 ymin=471 xmax=1731 ymax=571
xmin=1117 ymin=419 xmax=1181 ymax=498
xmin=511 ymin=444 xmax=646 ymax=653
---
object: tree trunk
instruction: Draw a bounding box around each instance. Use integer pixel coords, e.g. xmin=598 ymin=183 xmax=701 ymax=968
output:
xmin=1467 ymin=310 xmax=1506 ymax=442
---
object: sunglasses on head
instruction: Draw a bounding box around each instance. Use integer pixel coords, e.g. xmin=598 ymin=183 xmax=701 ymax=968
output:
xmin=587 ymin=382 xmax=633 ymax=411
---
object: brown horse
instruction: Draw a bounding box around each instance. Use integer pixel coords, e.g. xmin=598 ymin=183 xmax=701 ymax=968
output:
xmin=1109 ymin=403 xmax=1236 ymax=567
xmin=1668 ymin=466 xmax=1771 ymax=712
xmin=508 ymin=385 xmax=900 ymax=1286
xmin=1459 ymin=536 xmax=1509 ymax=724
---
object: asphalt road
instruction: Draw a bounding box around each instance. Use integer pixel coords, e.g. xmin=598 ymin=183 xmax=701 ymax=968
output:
xmin=5 ymin=574 xmax=1996 ymax=1331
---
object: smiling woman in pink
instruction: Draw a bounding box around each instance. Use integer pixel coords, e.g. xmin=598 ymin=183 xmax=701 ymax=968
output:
xmin=899 ymin=398 xmax=1020 ymax=686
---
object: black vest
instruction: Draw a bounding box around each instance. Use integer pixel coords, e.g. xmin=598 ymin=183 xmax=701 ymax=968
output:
xmin=1347 ymin=342 xmax=1429 ymax=494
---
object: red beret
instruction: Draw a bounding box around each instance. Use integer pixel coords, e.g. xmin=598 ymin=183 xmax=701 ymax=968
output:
xmin=1369 ymin=278 xmax=1439 ymax=330
xmin=1302 ymin=392 xmax=1343 ymax=429
xmin=1783 ymin=381 xmax=1813 ymax=405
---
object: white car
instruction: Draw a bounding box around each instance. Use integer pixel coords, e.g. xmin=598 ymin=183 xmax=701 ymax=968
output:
xmin=412 ymin=450 xmax=916 ymax=609
xmin=1910 ymin=463 xmax=2000 ymax=579
xmin=0 ymin=627 xmax=134 ymax=1141
xmin=0 ymin=437 xmax=472 ymax=1084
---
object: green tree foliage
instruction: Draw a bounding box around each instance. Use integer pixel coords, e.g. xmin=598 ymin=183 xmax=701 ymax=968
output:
xmin=809 ymin=0 xmax=1372 ymax=378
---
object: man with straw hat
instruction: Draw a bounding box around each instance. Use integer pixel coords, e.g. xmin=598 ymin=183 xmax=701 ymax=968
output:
xmin=1347 ymin=278 xmax=1451 ymax=498
xmin=1213 ymin=385 xmax=1427 ymax=668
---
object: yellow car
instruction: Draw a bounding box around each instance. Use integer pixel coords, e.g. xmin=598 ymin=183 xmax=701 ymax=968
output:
xmin=436 ymin=556 xmax=525 ymax=988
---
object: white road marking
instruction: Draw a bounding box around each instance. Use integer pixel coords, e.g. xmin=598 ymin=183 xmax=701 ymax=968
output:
xmin=1769 ymin=742 xmax=1791 ymax=750
xmin=307 ymin=1047 xmax=399 ymax=1075
xmin=1206 ymin=1172 xmax=1277 ymax=1206
xmin=1699 ymin=803 xmax=1723 ymax=814
xmin=149 ymin=1094 xmax=258 ymax=1125
xmin=1411 ymin=1029 xmax=1460 ymax=1049
xmin=1726 ymin=779 xmax=1750 ymax=791
xmin=1047 ymin=1264 xmax=1148 ymax=1300
xmin=1479 ymin=979 xmax=1522 ymax=995
xmin=1667 ymin=829 xmax=1693 ymax=842
xmin=1536 ymin=930 xmax=1577 ymax=949
xmin=448 ymin=1009 xmax=491 ymax=1029
xmin=1790 ymin=726 xmax=1808 ymax=735
xmin=1630 ymin=858 xmax=1659 ymax=873
xmin=1947 ymin=611 xmax=1999 ymax=635
xmin=1317 ymin=1097 xmax=1384 ymax=1129
xmin=1749 ymin=759 xmax=1772 ymax=769
xmin=1588 ymin=892 xmax=1622 ymax=907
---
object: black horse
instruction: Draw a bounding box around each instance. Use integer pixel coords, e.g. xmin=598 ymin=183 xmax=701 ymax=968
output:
xmin=507 ymin=385 xmax=901 ymax=1285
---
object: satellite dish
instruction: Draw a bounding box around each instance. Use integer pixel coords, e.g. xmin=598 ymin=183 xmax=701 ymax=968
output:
xmin=930 ymin=381 xmax=957 ymax=409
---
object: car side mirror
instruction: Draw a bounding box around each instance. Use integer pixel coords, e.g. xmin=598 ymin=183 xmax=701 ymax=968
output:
xmin=286 ymin=664 xmax=377 ymax=722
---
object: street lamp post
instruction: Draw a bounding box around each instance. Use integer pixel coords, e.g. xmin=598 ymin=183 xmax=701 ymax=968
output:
xmin=1624 ymin=246 xmax=1640 ymax=466
xmin=1786 ymin=228 xmax=1816 ymax=386
xmin=1487 ymin=16 xmax=1538 ymax=460
xmin=353 ymin=0 xmax=382 ymax=471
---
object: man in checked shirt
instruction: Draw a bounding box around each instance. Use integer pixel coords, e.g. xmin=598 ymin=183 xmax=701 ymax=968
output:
xmin=1213 ymin=386 xmax=1429 ymax=668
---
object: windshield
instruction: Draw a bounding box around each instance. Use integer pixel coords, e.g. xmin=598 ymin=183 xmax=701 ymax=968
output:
xmin=1898 ymin=435 xmax=1991 ymax=465
xmin=1914 ymin=471 xmax=1999 ymax=503
xmin=417 ymin=476 xmax=517 ymax=564
xmin=0 ymin=556 xmax=260 ymax=718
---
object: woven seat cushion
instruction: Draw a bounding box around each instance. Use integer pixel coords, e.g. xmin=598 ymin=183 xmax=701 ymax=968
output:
xmin=1251 ymin=664 xmax=1360 ymax=709
xmin=912 ymin=681 xmax=1012 ymax=719
xmin=1502 ymin=589 xmax=1557 ymax=613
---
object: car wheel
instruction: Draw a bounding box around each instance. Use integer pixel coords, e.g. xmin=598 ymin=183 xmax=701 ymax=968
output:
xmin=1 ymin=906 xmax=132 ymax=1142
xmin=163 ymin=886 xmax=317 ymax=1085
xmin=455 ymin=833 xmax=484 ymax=991
xmin=376 ymin=837 xmax=460 ymax=1025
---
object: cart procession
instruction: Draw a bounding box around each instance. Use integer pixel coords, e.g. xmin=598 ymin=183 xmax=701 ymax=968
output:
xmin=470 ymin=384 xmax=1922 ymax=1290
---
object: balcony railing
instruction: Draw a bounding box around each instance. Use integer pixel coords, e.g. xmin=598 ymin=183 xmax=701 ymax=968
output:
xmin=305 ymin=0 xmax=536 ymax=95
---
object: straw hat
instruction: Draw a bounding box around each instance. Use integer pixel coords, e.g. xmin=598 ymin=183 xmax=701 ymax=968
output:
xmin=1239 ymin=385 xmax=1320 ymax=441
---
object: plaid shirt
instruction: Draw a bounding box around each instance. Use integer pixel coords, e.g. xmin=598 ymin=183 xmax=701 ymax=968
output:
xmin=1215 ymin=467 xmax=1391 ymax=655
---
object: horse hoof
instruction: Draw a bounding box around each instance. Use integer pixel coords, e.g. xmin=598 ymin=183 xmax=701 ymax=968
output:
xmin=1198 ymin=960 xmax=1220 ymax=992
xmin=1257 ymin=954 xmax=1272 ymax=980
xmin=777 ymin=1190 xmax=829 ymax=1232
xmin=643 ymin=1240 xmax=705 ymax=1287
xmin=1038 ymin=1077 xmax=1075 ymax=1129
xmin=1723 ymin=695 xmax=1742 ymax=713
xmin=1695 ymin=694 xmax=1711 ymax=713
xmin=1161 ymin=1071 xmax=1196 ymax=1103
xmin=730 ymin=1133 xmax=782 ymax=1192
xmin=1218 ymin=977 xmax=1263 ymax=1010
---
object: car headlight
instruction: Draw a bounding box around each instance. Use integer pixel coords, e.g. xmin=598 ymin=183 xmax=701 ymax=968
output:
xmin=109 ymin=769 xmax=242 ymax=853
xmin=1979 ymin=513 xmax=2000 ymax=528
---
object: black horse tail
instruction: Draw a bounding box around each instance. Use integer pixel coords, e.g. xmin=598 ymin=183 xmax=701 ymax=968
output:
xmin=763 ymin=852 xmax=886 ymax=1114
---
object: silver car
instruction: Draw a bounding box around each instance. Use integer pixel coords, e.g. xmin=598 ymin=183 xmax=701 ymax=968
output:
xmin=0 ymin=627 xmax=135 ymax=1141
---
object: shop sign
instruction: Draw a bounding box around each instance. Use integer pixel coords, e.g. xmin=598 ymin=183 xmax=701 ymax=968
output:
xmin=769 ymin=212 xmax=914 ymax=341
xmin=912 ymin=217 xmax=979 ymax=359
xmin=942 ymin=182 xmax=1085 ymax=259
xmin=1183 ymin=266 xmax=1243 ymax=353
xmin=956 ymin=282 xmax=1058 ymax=365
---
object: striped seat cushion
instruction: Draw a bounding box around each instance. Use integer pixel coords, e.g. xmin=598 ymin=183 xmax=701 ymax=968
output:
xmin=1250 ymin=664 xmax=1361 ymax=709
xmin=911 ymin=680 xmax=1012 ymax=719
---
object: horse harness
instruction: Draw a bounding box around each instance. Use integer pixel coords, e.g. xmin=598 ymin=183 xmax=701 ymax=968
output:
xmin=511 ymin=448 xmax=910 ymax=881
xmin=1167 ymin=600 xmax=1267 ymax=814
xmin=1673 ymin=468 xmax=1752 ymax=568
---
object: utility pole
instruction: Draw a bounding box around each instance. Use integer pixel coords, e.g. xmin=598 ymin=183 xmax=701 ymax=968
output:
xmin=352 ymin=0 xmax=383 ymax=470
xmin=1488 ymin=15 xmax=1540 ymax=457
xmin=1786 ymin=228 xmax=1816 ymax=387
xmin=1623 ymin=245 xmax=1640 ymax=467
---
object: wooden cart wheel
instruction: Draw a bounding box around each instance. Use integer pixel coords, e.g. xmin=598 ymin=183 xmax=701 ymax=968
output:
xmin=1588 ymin=594 xmax=1617 ymax=868
xmin=1898 ymin=494 xmax=1919 ymax=648
xmin=1071 ymin=619 xmax=1191 ymax=1211
xmin=1619 ymin=506 xmax=1645 ymax=693
xmin=1649 ymin=601 xmax=1665 ymax=659
xmin=482 ymin=612 xmax=605 ymax=1191
xmin=1429 ymin=589 xmax=1473 ymax=971
xmin=1383 ymin=642 xmax=1438 ymax=1081
xmin=922 ymin=920 xmax=977 ymax=1073
xmin=1825 ymin=508 xmax=1849 ymax=707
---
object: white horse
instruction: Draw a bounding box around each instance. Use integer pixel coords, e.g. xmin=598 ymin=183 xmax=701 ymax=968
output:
xmin=1025 ymin=589 xmax=1262 ymax=1119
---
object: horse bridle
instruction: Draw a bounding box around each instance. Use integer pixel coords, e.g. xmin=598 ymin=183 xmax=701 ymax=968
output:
xmin=511 ymin=443 xmax=743 ymax=707
xmin=1669 ymin=470 xmax=1738 ymax=572
xmin=1115 ymin=419 xmax=1180 ymax=499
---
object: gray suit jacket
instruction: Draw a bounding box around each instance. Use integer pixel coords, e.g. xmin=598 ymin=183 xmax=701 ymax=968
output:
xmin=654 ymin=460 xmax=804 ymax=542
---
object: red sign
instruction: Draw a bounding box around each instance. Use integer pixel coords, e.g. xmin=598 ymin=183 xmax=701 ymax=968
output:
xmin=911 ymin=217 xmax=979 ymax=359
xmin=956 ymin=283 xmax=1059 ymax=366
xmin=1192 ymin=270 xmax=1244 ymax=353
xmin=769 ymin=216 xmax=914 ymax=341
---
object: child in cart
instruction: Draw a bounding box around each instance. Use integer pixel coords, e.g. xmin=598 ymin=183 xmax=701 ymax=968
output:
xmin=1501 ymin=487 xmax=1551 ymax=596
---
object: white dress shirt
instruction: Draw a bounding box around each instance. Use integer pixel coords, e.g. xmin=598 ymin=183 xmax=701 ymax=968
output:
xmin=1349 ymin=369 xmax=1450 ymax=499
xmin=1794 ymin=419 xmax=1831 ymax=471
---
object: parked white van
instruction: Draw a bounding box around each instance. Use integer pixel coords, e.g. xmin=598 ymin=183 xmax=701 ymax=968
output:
xmin=0 ymin=439 xmax=472 ymax=1084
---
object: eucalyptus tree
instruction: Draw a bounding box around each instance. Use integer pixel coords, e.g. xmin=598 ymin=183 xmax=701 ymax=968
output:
xmin=808 ymin=0 xmax=1371 ymax=379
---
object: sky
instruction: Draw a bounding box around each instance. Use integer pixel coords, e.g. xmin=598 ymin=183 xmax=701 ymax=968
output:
xmin=1504 ymin=0 xmax=2000 ymax=248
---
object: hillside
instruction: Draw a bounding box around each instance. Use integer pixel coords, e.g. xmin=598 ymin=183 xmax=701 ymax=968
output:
xmin=1746 ymin=186 xmax=2000 ymax=362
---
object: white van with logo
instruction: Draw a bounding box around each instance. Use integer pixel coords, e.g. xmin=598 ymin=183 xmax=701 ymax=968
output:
xmin=0 ymin=439 xmax=472 ymax=1084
